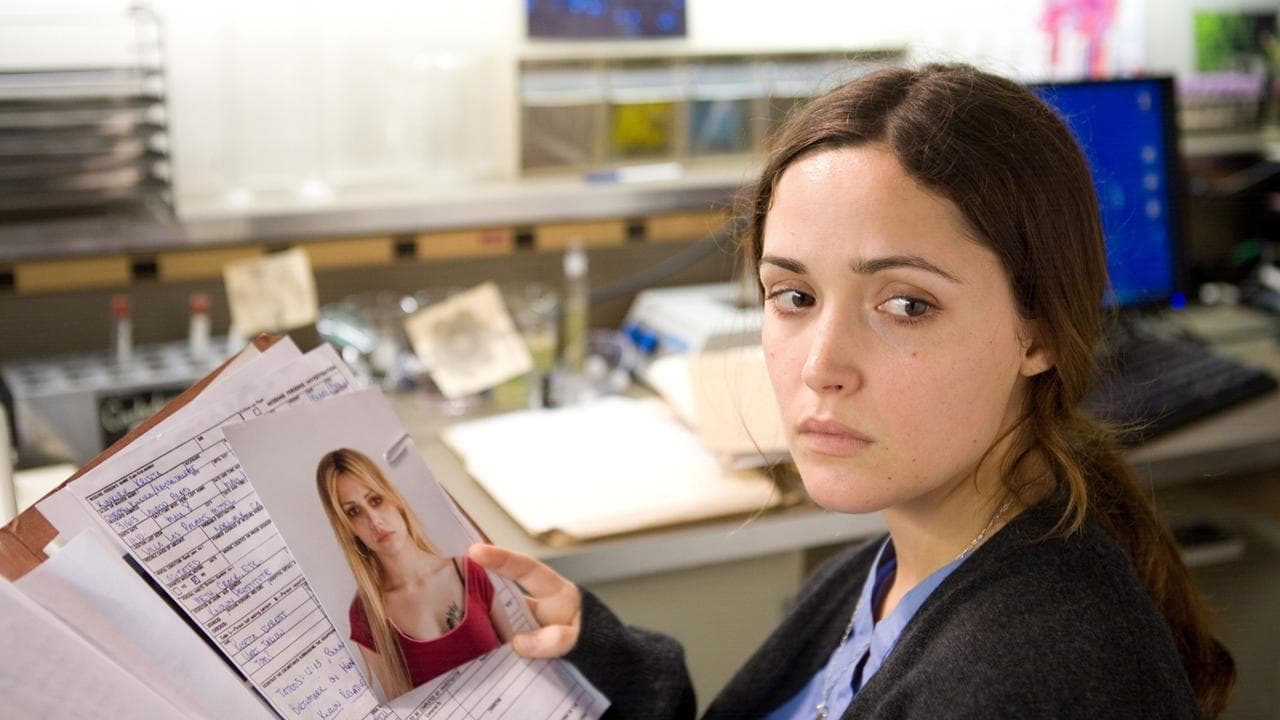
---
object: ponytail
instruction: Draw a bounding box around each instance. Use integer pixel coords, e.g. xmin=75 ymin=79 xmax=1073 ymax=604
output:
xmin=1018 ymin=377 xmax=1237 ymax=718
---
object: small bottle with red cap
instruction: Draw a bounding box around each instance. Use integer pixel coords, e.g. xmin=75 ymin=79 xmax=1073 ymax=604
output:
xmin=188 ymin=292 xmax=211 ymax=362
xmin=111 ymin=294 xmax=132 ymax=366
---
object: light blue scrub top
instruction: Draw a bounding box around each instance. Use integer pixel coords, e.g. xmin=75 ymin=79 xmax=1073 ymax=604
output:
xmin=764 ymin=539 xmax=967 ymax=720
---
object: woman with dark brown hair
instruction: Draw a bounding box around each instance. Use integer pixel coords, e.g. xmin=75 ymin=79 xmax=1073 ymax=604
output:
xmin=471 ymin=63 xmax=1234 ymax=718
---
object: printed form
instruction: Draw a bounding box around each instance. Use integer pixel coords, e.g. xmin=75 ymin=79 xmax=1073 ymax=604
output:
xmin=65 ymin=345 xmax=379 ymax=720
xmin=60 ymin=346 xmax=607 ymax=720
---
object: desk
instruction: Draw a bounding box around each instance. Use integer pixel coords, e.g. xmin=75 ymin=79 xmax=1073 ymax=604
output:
xmin=1128 ymin=389 xmax=1280 ymax=489
xmin=387 ymin=307 xmax=1280 ymax=710
xmin=1130 ymin=305 xmax=1280 ymax=490
xmin=393 ymin=384 xmax=1280 ymax=583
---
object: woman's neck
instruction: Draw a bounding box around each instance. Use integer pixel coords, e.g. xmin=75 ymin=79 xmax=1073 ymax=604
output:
xmin=376 ymin=545 xmax=441 ymax=591
xmin=874 ymin=456 xmax=1052 ymax=621
xmin=875 ymin=472 xmax=1018 ymax=622
xmin=886 ymin=490 xmax=1008 ymax=583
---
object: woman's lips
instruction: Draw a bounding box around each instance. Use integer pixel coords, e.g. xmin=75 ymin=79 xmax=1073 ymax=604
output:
xmin=796 ymin=417 xmax=873 ymax=455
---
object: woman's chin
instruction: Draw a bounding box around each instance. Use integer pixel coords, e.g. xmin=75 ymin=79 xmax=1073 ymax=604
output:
xmin=808 ymin=494 xmax=884 ymax=515
xmin=799 ymin=471 xmax=890 ymax=515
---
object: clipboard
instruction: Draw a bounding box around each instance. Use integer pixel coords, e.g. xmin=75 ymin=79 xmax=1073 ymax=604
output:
xmin=0 ymin=335 xmax=281 ymax=581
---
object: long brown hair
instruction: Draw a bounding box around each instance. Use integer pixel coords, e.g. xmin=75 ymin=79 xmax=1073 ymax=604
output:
xmin=316 ymin=447 xmax=437 ymax=698
xmin=743 ymin=63 xmax=1234 ymax=717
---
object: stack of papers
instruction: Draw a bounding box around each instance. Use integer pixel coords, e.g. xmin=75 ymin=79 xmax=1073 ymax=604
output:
xmin=0 ymin=337 xmax=608 ymax=719
xmin=441 ymin=396 xmax=785 ymax=543
xmin=643 ymin=346 xmax=789 ymax=467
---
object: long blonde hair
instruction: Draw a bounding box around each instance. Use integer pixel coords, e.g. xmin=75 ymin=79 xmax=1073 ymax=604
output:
xmin=316 ymin=447 xmax=437 ymax=698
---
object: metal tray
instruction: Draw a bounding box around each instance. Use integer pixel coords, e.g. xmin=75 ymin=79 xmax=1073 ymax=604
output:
xmin=0 ymin=67 xmax=161 ymax=102
xmin=0 ymin=147 xmax=158 ymax=181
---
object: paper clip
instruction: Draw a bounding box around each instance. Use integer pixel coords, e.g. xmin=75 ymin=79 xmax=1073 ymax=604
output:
xmin=384 ymin=432 xmax=413 ymax=467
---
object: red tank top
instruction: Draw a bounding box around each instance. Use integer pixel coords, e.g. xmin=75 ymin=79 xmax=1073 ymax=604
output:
xmin=348 ymin=556 xmax=501 ymax=688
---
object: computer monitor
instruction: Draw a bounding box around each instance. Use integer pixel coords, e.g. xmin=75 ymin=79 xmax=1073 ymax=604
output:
xmin=1031 ymin=78 xmax=1186 ymax=309
xmin=526 ymin=0 xmax=687 ymax=39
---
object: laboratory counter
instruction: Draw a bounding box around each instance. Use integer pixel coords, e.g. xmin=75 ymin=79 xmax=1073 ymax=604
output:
xmin=392 ymin=384 xmax=1280 ymax=586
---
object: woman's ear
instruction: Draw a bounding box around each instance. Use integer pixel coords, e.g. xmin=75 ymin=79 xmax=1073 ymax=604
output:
xmin=1018 ymin=322 xmax=1055 ymax=377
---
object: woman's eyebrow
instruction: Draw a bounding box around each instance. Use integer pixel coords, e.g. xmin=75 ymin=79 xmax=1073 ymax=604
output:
xmin=761 ymin=253 xmax=962 ymax=283
xmin=759 ymin=255 xmax=806 ymax=274
xmin=851 ymin=255 xmax=962 ymax=283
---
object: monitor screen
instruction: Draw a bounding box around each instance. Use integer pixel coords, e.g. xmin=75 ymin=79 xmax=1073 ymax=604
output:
xmin=1032 ymin=78 xmax=1183 ymax=308
xmin=526 ymin=0 xmax=687 ymax=39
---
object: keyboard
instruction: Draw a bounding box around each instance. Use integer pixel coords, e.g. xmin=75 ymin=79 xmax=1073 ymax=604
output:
xmin=1082 ymin=336 xmax=1278 ymax=445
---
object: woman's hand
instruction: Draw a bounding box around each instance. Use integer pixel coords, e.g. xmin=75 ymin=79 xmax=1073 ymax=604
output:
xmin=467 ymin=543 xmax=581 ymax=659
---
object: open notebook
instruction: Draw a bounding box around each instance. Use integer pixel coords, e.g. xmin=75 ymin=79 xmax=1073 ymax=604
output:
xmin=440 ymin=395 xmax=789 ymax=544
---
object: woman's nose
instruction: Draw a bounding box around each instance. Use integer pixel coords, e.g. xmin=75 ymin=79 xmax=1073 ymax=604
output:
xmin=801 ymin=311 xmax=862 ymax=393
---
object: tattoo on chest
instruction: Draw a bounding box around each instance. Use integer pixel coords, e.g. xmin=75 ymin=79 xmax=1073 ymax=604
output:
xmin=445 ymin=602 xmax=463 ymax=630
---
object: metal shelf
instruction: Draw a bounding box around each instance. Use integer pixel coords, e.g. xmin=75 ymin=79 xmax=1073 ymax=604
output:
xmin=0 ymin=11 xmax=171 ymax=225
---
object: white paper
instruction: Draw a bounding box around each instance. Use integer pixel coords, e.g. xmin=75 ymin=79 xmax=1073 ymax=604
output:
xmin=35 ymin=338 xmax=302 ymax=555
xmin=225 ymin=387 xmax=608 ymax=717
xmin=384 ymin=646 xmax=606 ymax=717
xmin=209 ymin=339 xmax=265 ymax=388
xmin=147 ymin=337 xmax=301 ymax=438
xmin=224 ymin=248 xmax=319 ymax=335
xmin=17 ymin=528 xmax=274 ymax=719
xmin=643 ymin=349 xmax=788 ymax=460
xmin=0 ymin=576 xmax=188 ymax=719
xmin=403 ymin=281 xmax=533 ymax=399
xmin=63 ymin=345 xmax=384 ymax=720
xmin=441 ymin=396 xmax=782 ymax=540
xmin=686 ymin=346 xmax=788 ymax=457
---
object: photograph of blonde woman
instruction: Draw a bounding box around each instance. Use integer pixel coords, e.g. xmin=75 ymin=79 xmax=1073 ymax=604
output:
xmin=224 ymin=388 xmax=596 ymax=715
xmin=316 ymin=447 xmax=515 ymax=700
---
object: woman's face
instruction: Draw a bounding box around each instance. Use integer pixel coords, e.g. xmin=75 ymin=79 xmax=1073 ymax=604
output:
xmin=758 ymin=145 xmax=1050 ymax=515
xmin=335 ymin=472 xmax=409 ymax=557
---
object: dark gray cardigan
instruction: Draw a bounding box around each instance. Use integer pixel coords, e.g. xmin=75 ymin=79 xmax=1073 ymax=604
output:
xmin=566 ymin=493 xmax=1201 ymax=719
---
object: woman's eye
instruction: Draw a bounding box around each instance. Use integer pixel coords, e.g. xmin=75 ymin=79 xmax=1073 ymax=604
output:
xmin=879 ymin=296 xmax=933 ymax=319
xmin=345 ymin=507 xmax=360 ymax=518
xmin=769 ymin=289 xmax=815 ymax=311
xmin=368 ymin=496 xmax=381 ymax=507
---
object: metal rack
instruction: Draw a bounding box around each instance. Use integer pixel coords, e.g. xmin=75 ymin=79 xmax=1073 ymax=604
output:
xmin=0 ymin=6 xmax=171 ymax=223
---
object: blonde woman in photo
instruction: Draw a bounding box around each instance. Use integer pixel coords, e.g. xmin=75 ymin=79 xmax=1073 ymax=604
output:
xmin=316 ymin=447 xmax=514 ymax=699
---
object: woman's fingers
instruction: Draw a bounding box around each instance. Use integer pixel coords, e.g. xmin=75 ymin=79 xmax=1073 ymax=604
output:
xmin=510 ymin=623 xmax=580 ymax=659
xmin=469 ymin=544 xmax=571 ymax=598
xmin=468 ymin=544 xmax=582 ymax=659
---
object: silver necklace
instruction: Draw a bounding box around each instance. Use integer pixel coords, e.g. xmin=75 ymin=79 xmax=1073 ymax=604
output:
xmin=814 ymin=497 xmax=1014 ymax=720
xmin=953 ymin=496 xmax=1014 ymax=563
